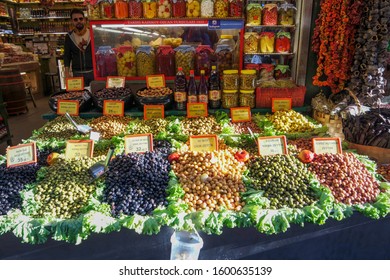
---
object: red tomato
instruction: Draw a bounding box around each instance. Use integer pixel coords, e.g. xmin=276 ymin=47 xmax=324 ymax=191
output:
xmin=234 ymin=150 xmax=250 ymax=162
xmin=168 ymin=152 xmax=180 ymax=163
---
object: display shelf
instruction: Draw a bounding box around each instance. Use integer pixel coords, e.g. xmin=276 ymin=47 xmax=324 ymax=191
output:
xmin=18 ymin=32 xmax=67 ymax=36
xmin=245 ymin=53 xmax=295 ymax=56
xmin=17 ymin=17 xmax=69 ymax=20
xmin=246 ymin=25 xmax=296 ymax=29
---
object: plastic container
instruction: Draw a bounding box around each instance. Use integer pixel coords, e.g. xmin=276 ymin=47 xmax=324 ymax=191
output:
xmin=170 ymin=230 xmax=204 ymax=260
xmin=239 ymin=89 xmax=255 ymax=108
xmin=244 ymin=32 xmax=258 ymax=54
xmin=128 ymin=0 xmax=143 ymax=18
xmin=174 ymin=45 xmax=195 ymax=76
xmin=229 ymin=0 xmax=243 ymax=18
xmin=200 ymin=0 xmax=214 ymax=17
xmin=262 ymin=4 xmax=278 ymax=26
xmin=96 ymin=46 xmax=117 ymax=78
xmin=156 ymin=45 xmax=176 ymax=77
xmin=195 ymin=45 xmax=214 ymax=76
xmin=157 ymin=0 xmax=171 ymax=18
xmin=259 ymin=32 xmax=275 ymax=53
xmin=275 ymin=31 xmax=291 ymax=53
xmin=246 ymin=3 xmax=261 ymax=26
xmin=100 ymin=1 xmax=114 ymax=19
xmin=116 ymin=45 xmax=136 ymax=77
xmin=143 ymin=0 xmax=157 ymax=18
xmin=136 ymin=45 xmax=155 ymax=77
xmin=240 ymin=69 xmax=256 ymax=90
xmin=222 ymin=69 xmax=239 ymax=90
xmin=172 ymin=0 xmax=186 ymax=18
xmin=222 ymin=89 xmax=238 ymax=108
xmin=214 ymin=0 xmax=228 ymax=18
xmin=274 ymin=65 xmax=291 ymax=80
xmin=278 ymin=3 xmax=296 ymax=26
xmin=186 ymin=0 xmax=201 ymax=17
xmin=114 ymin=0 xmax=129 ymax=19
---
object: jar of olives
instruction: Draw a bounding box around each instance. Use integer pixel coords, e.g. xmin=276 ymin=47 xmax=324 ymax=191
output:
xmin=156 ymin=45 xmax=176 ymax=77
xmin=222 ymin=69 xmax=239 ymax=90
xmin=222 ymin=89 xmax=238 ymax=108
xmin=215 ymin=45 xmax=233 ymax=72
xmin=143 ymin=0 xmax=157 ymax=18
xmin=136 ymin=45 xmax=155 ymax=77
xmin=214 ymin=0 xmax=228 ymax=18
xmin=240 ymin=69 xmax=256 ymax=90
xmin=239 ymin=89 xmax=255 ymax=108
xmin=174 ymin=45 xmax=195 ymax=76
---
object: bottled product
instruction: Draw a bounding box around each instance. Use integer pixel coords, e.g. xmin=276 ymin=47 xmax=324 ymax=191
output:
xmin=172 ymin=0 xmax=186 ymax=17
xmin=96 ymin=46 xmax=117 ymax=77
xmin=244 ymin=64 xmax=260 ymax=79
xmin=200 ymin=0 xmax=214 ymax=17
xmin=143 ymin=0 xmax=157 ymax=18
xmin=187 ymin=69 xmax=198 ymax=103
xmin=198 ymin=70 xmax=208 ymax=104
xmin=246 ymin=3 xmax=261 ymax=26
xmin=275 ymin=31 xmax=291 ymax=53
xmin=136 ymin=45 xmax=155 ymax=77
xmin=222 ymin=69 xmax=239 ymax=90
xmin=215 ymin=34 xmax=236 ymax=71
xmin=157 ymin=0 xmax=171 ymax=18
xmin=195 ymin=45 xmax=214 ymax=76
xmin=259 ymin=32 xmax=275 ymax=53
xmin=278 ymin=3 xmax=296 ymax=26
xmin=156 ymin=45 xmax=176 ymax=77
xmin=214 ymin=0 xmax=228 ymax=18
xmin=239 ymin=90 xmax=255 ymax=108
xmin=174 ymin=45 xmax=195 ymax=76
xmin=244 ymin=32 xmax=258 ymax=54
xmin=116 ymin=45 xmax=136 ymax=76
xmin=222 ymin=89 xmax=238 ymax=108
xmin=274 ymin=65 xmax=291 ymax=80
xmin=174 ymin=67 xmax=187 ymax=110
xmin=87 ymin=4 xmax=101 ymax=19
xmin=128 ymin=0 xmax=143 ymax=18
xmin=186 ymin=0 xmax=200 ymax=17
xmin=262 ymin=4 xmax=278 ymax=26
xmin=240 ymin=69 xmax=256 ymax=90
xmin=100 ymin=1 xmax=114 ymax=19
xmin=208 ymin=65 xmax=221 ymax=109
xmin=114 ymin=0 xmax=129 ymax=19
xmin=229 ymin=0 xmax=243 ymax=17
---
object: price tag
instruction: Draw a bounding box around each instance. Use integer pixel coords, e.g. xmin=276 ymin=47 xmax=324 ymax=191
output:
xmin=103 ymin=100 xmax=125 ymax=116
xmin=187 ymin=103 xmax=208 ymax=118
xmin=146 ymin=74 xmax=166 ymax=88
xmin=230 ymin=107 xmax=251 ymax=123
xmin=124 ymin=134 xmax=154 ymax=154
xmin=6 ymin=143 xmax=37 ymax=168
xmin=57 ymin=100 xmax=79 ymax=116
xmin=89 ymin=131 xmax=101 ymax=142
xmin=144 ymin=105 xmax=165 ymax=120
xmin=257 ymin=136 xmax=288 ymax=156
xmin=106 ymin=76 xmax=126 ymax=88
xmin=312 ymin=138 xmax=342 ymax=154
xmin=272 ymin=98 xmax=292 ymax=112
xmin=189 ymin=135 xmax=218 ymax=152
xmin=66 ymin=77 xmax=84 ymax=91
xmin=65 ymin=140 xmax=94 ymax=159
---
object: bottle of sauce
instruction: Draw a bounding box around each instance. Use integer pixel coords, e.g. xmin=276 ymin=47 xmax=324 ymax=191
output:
xmin=208 ymin=65 xmax=221 ymax=109
xmin=198 ymin=70 xmax=208 ymax=104
xmin=187 ymin=70 xmax=198 ymax=103
xmin=174 ymin=67 xmax=187 ymax=110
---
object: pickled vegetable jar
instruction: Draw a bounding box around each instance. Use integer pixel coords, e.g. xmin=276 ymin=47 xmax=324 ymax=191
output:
xmin=275 ymin=31 xmax=291 ymax=53
xmin=246 ymin=3 xmax=261 ymax=26
xmin=240 ymin=69 xmax=256 ymax=90
xmin=258 ymin=64 xmax=275 ymax=81
xmin=116 ymin=45 xmax=136 ymax=77
xmin=214 ymin=0 xmax=228 ymax=18
xmin=244 ymin=32 xmax=258 ymax=54
xmin=100 ymin=1 xmax=114 ymax=19
xmin=222 ymin=69 xmax=239 ymax=90
xmin=259 ymin=32 xmax=275 ymax=53
xmin=143 ymin=0 xmax=157 ymax=18
xmin=195 ymin=45 xmax=214 ymax=76
xmin=229 ymin=0 xmax=243 ymax=17
xmin=128 ymin=0 xmax=143 ymax=18
xmin=244 ymin=64 xmax=260 ymax=79
xmin=96 ymin=46 xmax=117 ymax=77
xmin=172 ymin=0 xmax=186 ymax=17
xmin=174 ymin=45 xmax=195 ymax=76
xmin=239 ymin=90 xmax=255 ymax=108
xmin=87 ymin=4 xmax=101 ymax=20
xmin=186 ymin=0 xmax=200 ymax=17
xmin=278 ymin=3 xmax=296 ymax=25
xmin=222 ymin=89 xmax=238 ymax=108
xmin=274 ymin=65 xmax=291 ymax=80
xmin=136 ymin=45 xmax=155 ymax=77
xmin=200 ymin=0 xmax=214 ymax=18
xmin=262 ymin=4 xmax=278 ymax=26
xmin=156 ymin=45 xmax=176 ymax=77
xmin=114 ymin=0 xmax=129 ymax=19
xmin=157 ymin=0 xmax=171 ymax=18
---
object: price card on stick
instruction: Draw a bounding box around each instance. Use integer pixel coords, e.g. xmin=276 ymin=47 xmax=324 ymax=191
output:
xmin=124 ymin=134 xmax=154 ymax=154
xmin=57 ymin=100 xmax=79 ymax=116
xmin=187 ymin=103 xmax=208 ymax=118
xmin=106 ymin=76 xmax=126 ymax=88
xmin=190 ymin=135 xmax=219 ymax=152
xmin=65 ymin=140 xmax=94 ymax=159
xmin=144 ymin=105 xmax=165 ymax=120
xmin=272 ymin=98 xmax=292 ymax=112
xmin=312 ymin=138 xmax=342 ymax=154
xmin=65 ymin=77 xmax=84 ymax=91
xmin=257 ymin=136 xmax=288 ymax=156
xmin=103 ymin=100 xmax=125 ymax=116
xmin=230 ymin=107 xmax=251 ymax=123
xmin=146 ymin=74 xmax=166 ymax=88
xmin=6 ymin=142 xmax=37 ymax=168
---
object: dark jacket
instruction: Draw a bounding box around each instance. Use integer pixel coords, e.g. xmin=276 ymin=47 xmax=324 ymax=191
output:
xmin=64 ymin=30 xmax=93 ymax=72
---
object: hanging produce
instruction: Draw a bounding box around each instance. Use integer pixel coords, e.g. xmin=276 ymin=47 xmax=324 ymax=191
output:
xmin=312 ymin=0 xmax=363 ymax=93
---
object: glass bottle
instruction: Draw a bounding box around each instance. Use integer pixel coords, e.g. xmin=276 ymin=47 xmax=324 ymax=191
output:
xmin=198 ymin=70 xmax=208 ymax=104
xmin=208 ymin=65 xmax=221 ymax=109
xmin=174 ymin=67 xmax=187 ymax=110
xmin=187 ymin=69 xmax=198 ymax=103
xmin=128 ymin=0 xmax=143 ymax=18
xmin=157 ymin=0 xmax=171 ymax=18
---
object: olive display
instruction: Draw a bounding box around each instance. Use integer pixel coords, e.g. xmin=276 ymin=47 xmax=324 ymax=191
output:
xmin=266 ymin=110 xmax=316 ymax=133
xmin=153 ymin=140 xmax=172 ymax=158
xmin=288 ymin=138 xmax=314 ymax=152
xmin=137 ymin=87 xmax=173 ymax=97
xmin=216 ymin=49 xmax=233 ymax=72
xmin=248 ymin=155 xmax=317 ymax=209
xmin=175 ymin=51 xmax=194 ymax=76
xmin=136 ymin=51 xmax=155 ymax=77
xmin=231 ymin=121 xmax=262 ymax=134
xmin=51 ymin=91 xmax=87 ymax=101
xmin=129 ymin=118 xmax=168 ymax=136
xmin=103 ymin=152 xmax=170 ymax=216
xmin=180 ymin=116 xmax=222 ymax=135
xmin=94 ymin=88 xmax=133 ymax=108
xmin=89 ymin=115 xmax=132 ymax=139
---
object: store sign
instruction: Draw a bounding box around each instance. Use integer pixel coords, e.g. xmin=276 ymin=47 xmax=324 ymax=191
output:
xmin=146 ymin=74 xmax=166 ymax=88
xmin=103 ymin=100 xmax=125 ymax=116
xmin=208 ymin=19 xmax=244 ymax=30
xmin=124 ymin=134 xmax=154 ymax=154
xmin=65 ymin=140 xmax=94 ymax=159
xmin=57 ymin=100 xmax=79 ymax=116
xmin=272 ymin=98 xmax=292 ymax=112
xmin=189 ymin=135 xmax=218 ymax=152
xmin=187 ymin=103 xmax=208 ymax=118
xmin=230 ymin=107 xmax=251 ymax=123
xmin=106 ymin=76 xmax=126 ymax=88
xmin=144 ymin=105 xmax=165 ymax=120
xmin=312 ymin=138 xmax=342 ymax=154
xmin=65 ymin=77 xmax=84 ymax=91
xmin=6 ymin=142 xmax=37 ymax=168
xmin=257 ymin=136 xmax=288 ymax=156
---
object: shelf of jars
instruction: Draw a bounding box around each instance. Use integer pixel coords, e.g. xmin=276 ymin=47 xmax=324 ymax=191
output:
xmin=245 ymin=52 xmax=294 ymax=56
xmin=18 ymin=32 xmax=67 ymax=35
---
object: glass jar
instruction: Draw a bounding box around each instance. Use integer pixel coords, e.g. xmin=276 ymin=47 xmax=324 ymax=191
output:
xmin=116 ymin=45 xmax=136 ymax=77
xmin=258 ymin=64 xmax=275 ymax=81
xmin=96 ymin=46 xmax=117 ymax=77
xmin=222 ymin=69 xmax=239 ymax=90
xmin=214 ymin=0 xmax=228 ymax=18
xmin=215 ymin=44 xmax=233 ymax=72
xmin=222 ymin=89 xmax=238 ymax=109
xmin=143 ymin=0 xmax=157 ymax=18
xmin=87 ymin=4 xmax=101 ymax=20
xmin=259 ymin=32 xmax=275 ymax=53
xmin=157 ymin=0 xmax=171 ymax=18
xmin=114 ymin=0 xmax=129 ymax=19
xmin=156 ymin=45 xmax=176 ymax=77
xmin=186 ymin=0 xmax=200 ymax=17
xmin=239 ymin=90 xmax=255 ymax=108
xmin=262 ymin=4 xmax=278 ymax=26
xmin=172 ymin=0 xmax=186 ymax=18
xmin=229 ymin=0 xmax=242 ymax=17
xmin=246 ymin=3 xmax=261 ymax=26
xmin=278 ymin=3 xmax=296 ymax=26
xmin=275 ymin=31 xmax=291 ymax=53
xmin=200 ymin=0 xmax=214 ymax=18
xmin=244 ymin=32 xmax=258 ymax=54
xmin=195 ymin=45 xmax=214 ymax=76
xmin=174 ymin=45 xmax=195 ymax=76
xmin=136 ymin=45 xmax=155 ymax=77
xmin=100 ymin=1 xmax=114 ymax=19
xmin=274 ymin=65 xmax=291 ymax=80
xmin=128 ymin=0 xmax=143 ymax=18
xmin=240 ymin=69 xmax=256 ymax=90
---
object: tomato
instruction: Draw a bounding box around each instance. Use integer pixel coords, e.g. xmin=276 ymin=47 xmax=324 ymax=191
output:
xmin=234 ymin=150 xmax=250 ymax=162
xmin=298 ymin=150 xmax=315 ymax=163
xmin=168 ymin=152 xmax=180 ymax=163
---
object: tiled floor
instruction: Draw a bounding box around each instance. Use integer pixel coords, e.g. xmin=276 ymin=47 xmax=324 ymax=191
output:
xmin=0 ymin=96 xmax=50 ymax=155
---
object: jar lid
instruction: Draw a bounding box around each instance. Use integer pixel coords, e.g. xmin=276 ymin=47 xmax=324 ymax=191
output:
xmin=220 ymin=35 xmax=233 ymax=39
xmin=223 ymin=90 xmax=238 ymax=94
xmin=240 ymin=90 xmax=255 ymax=94
xmin=276 ymin=31 xmax=291 ymax=39
xmin=223 ymin=69 xmax=238 ymax=75
xmin=117 ymin=45 xmax=134 ymax=52
xmin=241 ymin=70 xmax=256 ymax=75
xmin=98 ymin=46 xmax=113 ymax=50
xmin=136 ymin=45 xmax=153 ymax=54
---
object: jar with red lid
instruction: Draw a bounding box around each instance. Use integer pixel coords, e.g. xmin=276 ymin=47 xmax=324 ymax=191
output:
xmin=100 ymin=1 xmax=114 ymax=19
xmin=275 ymin=31 xmax=291 ymax=53
xmin=156 ymin=45 xmax=176 ymax=77
xmin=195 ymin=45 xmax=215 ymax=76
xmin=262 ymin=4 xmax=278 ymax=26
xmin=157 ymin=0 xmax=171 ymax=18
xmin=172 ymin=0 xmax=186 ymax=17
xmin=274 ymin=65 xmax=291 ymax=80
xmin=128 ymin=0 xmax=143 ymax=18
xmin=114 ymin=0 xmax=129 ymax=19
xmin=96 ymin=46 xmax=117 ymax=77
xmin=115 ymin=45 xmax=136 ymax=77
xmin=229 ymin=0 xmax=243 ymax=18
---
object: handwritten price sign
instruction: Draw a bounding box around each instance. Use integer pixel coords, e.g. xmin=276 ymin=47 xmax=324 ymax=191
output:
xmin=103 ymin=100 xmax=125 ymax=116
xmin=106 ymin=76 xmax=126 ymax=88
xmin=6 ymin=142 xmax=37 ymax=168
xmin=189 ymin=135 xmax=218 ymax=152
xmin=230 ymin=107 xmax=251 ymax=123
xmin=124 ymin=134 xmax=154 ymax=154
xmin=257 ymin=136 xmax=288 ymax=156
xmin=312 ymin=138 xmax=342 ymax=154
xmin=66 ymin=77 xmax=84 ymax=91
xmin=65 ymin=140 xmax=94 ymax=159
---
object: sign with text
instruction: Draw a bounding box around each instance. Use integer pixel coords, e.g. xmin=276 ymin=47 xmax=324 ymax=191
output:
xmin=146 ymin=74 xmax=166 ymax=88
xmin=312 ymin=138 xmax=342 ymax=154
xmin=106 ymin=76 xmax=126 ymax=88
xmin=187 ymin=103 xmax=208 ymax=118
xmin=65 ymin=140 xmax=94 ymax=159
xmin=230 ymin=107 xmax=251 ymax=123
xmin=6 ymin=142 xmax=37 ymax=168
xmin=272 ymin=98 xmax=292 ymax=112
xmin=144 ymin=105 xmax=165 ymax=120
xmin=57 ymin=100 xmax=79 ymax=116
xmin=65 ymin=77 xmax=84 ymax=91
xmin=257 ymin=136 xmax=288 ymax=156
xmin=124 ymin=134 xmax=154 ymax=154
xmin=103 ymin=100 xmax=125 ymax=116
xmin=189 ymin=135 xmax=218 ymax=152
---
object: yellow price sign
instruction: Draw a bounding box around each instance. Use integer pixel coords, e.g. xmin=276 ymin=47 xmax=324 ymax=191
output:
xmin=272 ymin=98 xmax=292 ymax=112
xmin=106 ymin=76 xmax=126 ymax=88
xmin=65 ymin=140 xmax=94 ymax=159
xmin=189 ymin=135 xmax=218 ymax=152
xmin=144 ymin=105 xmax=165 ymax=120
xmin=66 ymin=77 xmax=84 ymax=91
xmin=312 ymin=138 xmax=342 ymax=154
xmin=230 ymin=107 xmax=251 ymax=123
xmin=187 ymin=103 xmax=208 ymax=118
xmin=103 ymin=100 xmax=125 ymax=116
xmin=257 ymin=136 xmax=288 ymax=156
xmin=57 ymin=100 xmax=79 ymax=116
xmin=124 ymin=134 xmax=154 ymax=154
xmin=146 ymin=74 xmax=166 ymax=88
xmin=6 ymin=142 xmax=37 ymax=168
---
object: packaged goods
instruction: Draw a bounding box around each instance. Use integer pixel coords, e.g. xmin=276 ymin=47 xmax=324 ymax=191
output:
xmin=275 ymin=31 xmax=291 ymax=53
xmin=208 ymin=65 xmax=221 ymax=109
xmin=174 ymin=45 xmax=195 ymax=76
xmin=172 ymin=0 xmax=186 ymax=17
xmin=174 ymin=67 xmax=187 ymax=110
xmin=214 ymin=0 xmax=228 ymax=18
xmin=128 ymin=0 xmax=143 ymax=18
xmin=244 ymin=32 xmax=258 ymax=54
xmin=186 ymin=0 xmax=200 ymax=17
xmin=95 ymin=46 xmax=117 ymax=77
xmin=187 ymin=69 xmax=198 ymax=103
xmin=195 ymin=45 xmax=214 ymax=76
xmin=156 ymin=45 xmax=176 ymax=77
xmin=157 ymin=0 xmax=171 ymax=18
xmin=116 ymin=45 xmax=136 ymax=76
xmin=222 ymin=89 xmax=238 ymax=108
xmin=86 ymin=3 xmax=101 ymax=19
xmin=100 ymin=1 xmax=114 ymax=19
xmin=198 ymin=69 xmax=208 ymax=104
xmin=239 ymin=89 xmax=255 ymax=108
xmin=215 ymin=44 xmax=233 ymax=72
xmin=278 ymin=3 xmax=296 ymax=25
xmin=114 ymin=0 xmax=129 ymax=19
xmin=246 ymin=3 xmax=261 ymax=26
xmin=240 ymin=69 xmax=256 ymax=90
xmin=274 ymin=65 xmax=291 ymax=80
xmin=259 ymin=32 xmax=275 ymax=53
xmin=229 ymin=0 xmax=243 ymax=18
xmin=201 ymin=0 xmax=214 ymax=17
xmin=143 ymin=0 xmax=157 ymax=18
xmin=262 ymin=4 xmax=278 ymax=26
xmin=222 ymin=69 xmax=239 ymax=90
xmin=136 ymin=45 xmax=155 ymax=77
